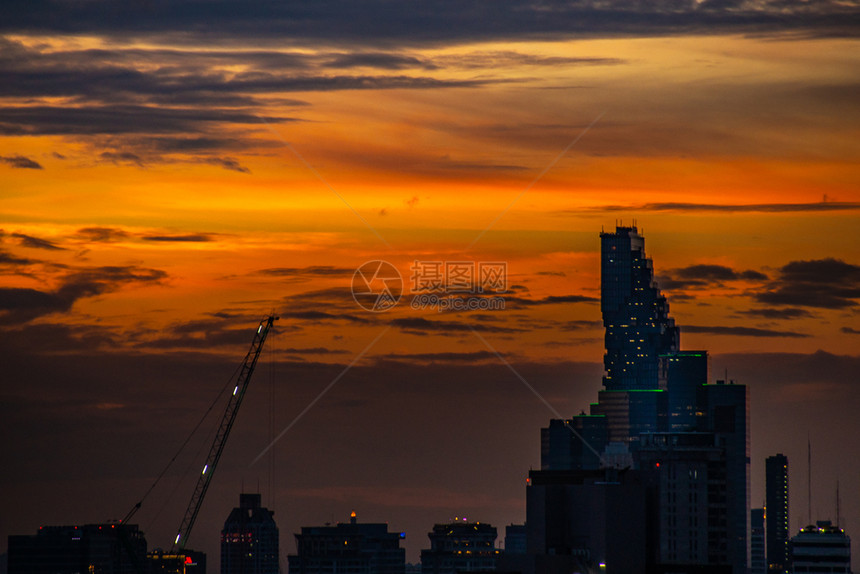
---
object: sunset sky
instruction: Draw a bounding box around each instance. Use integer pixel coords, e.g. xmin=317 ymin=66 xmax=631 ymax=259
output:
xmin=2 ymin=1 xmax=859 ymax=568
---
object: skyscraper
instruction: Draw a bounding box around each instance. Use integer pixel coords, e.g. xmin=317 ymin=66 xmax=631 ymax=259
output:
xmin=221 ymin=493 xmax=279 ymax=574
xmin=766 ymin=453 xmax=790 ymax=574
xmin=600 ymin=225 xmax=679 ymax=391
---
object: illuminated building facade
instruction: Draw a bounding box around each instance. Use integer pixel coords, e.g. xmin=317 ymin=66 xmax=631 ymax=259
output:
xmin=287 ymin=513 xmax=405 ymax=574
xmin=220 ymin=493 xmax=278 ymax=574
xmin=420 ymin=521 xmax=499 ymax=574
xmin=766 ymin=453 xmax=790 ymax=574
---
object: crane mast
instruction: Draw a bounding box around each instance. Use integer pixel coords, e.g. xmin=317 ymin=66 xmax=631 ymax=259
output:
xmin=172 ymin=314 xmax=278 ymax=550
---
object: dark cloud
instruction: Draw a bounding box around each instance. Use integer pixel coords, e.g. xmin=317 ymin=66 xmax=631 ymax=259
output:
xmin=377 ymin=350 xmax=512 ymax=363
xmin=0 ymin=105 xmax=289 ymax=136
xmin=433 ymin=51 xmax=626 ymax=69
xmin=75 ymin=227 xmax=130 ymax=242
xmin=389 ymin=317 xmax=525 ymax=334
xmin=683 ymin=325 xmax=810 ymax=338
xmin=11 ymin=232 xmax=64 ymax=251
xmin=504 ymin=294 xmax=599 ymax=307
xmin=659 ymin=264 xmax=768 ymax=289
xmin=324 ymin=52 xmax=438 ymax=70
xmin=258 ymin=266 xmax=354 ymax=277
xmin=595 ymin=201 xmax=860 ymax=213
xmin=737 ymin=308 xmax=815 ymax=320
xmin=280 ymin=310 xmax=373 ymax=325
xmin=100 ymin=150 xmax=144 ymax=166
xmin=1 ymin=1 xmax=857 ymax=43
xmin=0 ymin=155 xmax=43 ymax=169
xmin=0 ymin=249 xmax=36 ymax=265
xmin=755 ymin=258 xmax=860 ymax=309
xmin=841 ymin=327 xmax=860 ymax=335
xmin=0 ymin=265 xmax=167 ymax=324
xmin=203 ymin=157 xmax=250 ymax=174
xmin=141 ymin=234 xmax=214 ymax=242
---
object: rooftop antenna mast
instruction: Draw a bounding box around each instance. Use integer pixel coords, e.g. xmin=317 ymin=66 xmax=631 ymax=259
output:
xmin=808 ymin=433 xmax=813 ymax=525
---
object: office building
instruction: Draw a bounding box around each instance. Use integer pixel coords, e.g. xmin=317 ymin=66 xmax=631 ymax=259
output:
xmin=766 ymin=454 xmax=790 ymax=574
xmin=600 ymin=225 xmax=679 ymax=391
xmin=8 ymin=523 xmax=147 ymax=574
xmin=288 ymin=512 xmax=405 ymax=574
xmin=751 ymin=508 xmax=766 ymax=574
xmin=660 ymin=351 xmax=709 ymax=431
xmin=221 ymin=493 xmax=278 ymax=574
xmin=420 ymin=520 xmax=499 ymax=574
xmin=638 ymin=432 xmax=729 ymax=569
xmin=525 ymin=226 xmax=751 ymax=573
xmin=789 ymin=521 xmax=850 ymax=573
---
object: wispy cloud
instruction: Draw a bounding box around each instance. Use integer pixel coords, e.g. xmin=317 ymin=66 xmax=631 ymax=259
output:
xmin=0 ymin=155 xmax=42 ymax=169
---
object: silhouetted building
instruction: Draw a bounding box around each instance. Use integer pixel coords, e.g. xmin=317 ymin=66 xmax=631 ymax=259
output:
xmin=766 ymin=454 xmax=790 ymax=574
xmin=752 ymin=508 xmax=766 ymax=574
xmin=221 ymin=493 xmax=278 ymax=574
xmin=600 ymin=225 xmax=678 ymax=391
xmin=638 ymin=432 xmax=729 ymax=569
xmin=288 ymin=512 xmax=405 ymax=574
xmin=504 ymin=524 xmax=527 ymax=555
xmin=660 ymin=351 xmax=709 ymax=431
xmin=146 ymin=549 xmax=206 ymax=574
xmin=526 ymin=226 xmax=751 ymax=573
xmin=515 ymin=468 xmax=652 ymax=574
xmin=789 ymin=521 xmax=850 ymax=573
xmin=420 ymin=520 xmax=499 ymax=574
xmin=698 ymin=380 xmax=750 ymax=573
xmin=8 ymin=523 xmax=146 ymax=574
xmin=541 ymin=415 xmax=607 ymax=471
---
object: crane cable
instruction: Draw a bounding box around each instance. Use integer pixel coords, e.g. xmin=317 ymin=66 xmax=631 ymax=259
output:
xmin=122 ymin=358 xmax=244 ymax=525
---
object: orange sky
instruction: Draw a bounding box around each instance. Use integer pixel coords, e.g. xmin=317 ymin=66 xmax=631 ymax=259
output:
xmin=2 ymin=17 xmax=860 ymax=567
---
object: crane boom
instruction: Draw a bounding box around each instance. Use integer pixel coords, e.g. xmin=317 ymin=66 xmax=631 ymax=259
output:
xmin=172 ymin=314 xmax=278 ymax=550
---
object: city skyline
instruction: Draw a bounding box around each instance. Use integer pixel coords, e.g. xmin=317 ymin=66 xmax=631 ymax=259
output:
xmin=2 ymin=1 xmax=860 ymax=571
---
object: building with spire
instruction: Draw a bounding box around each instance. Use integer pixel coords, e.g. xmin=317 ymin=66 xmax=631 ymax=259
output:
xmin=220 ymin=493 xmax=278 ymax=574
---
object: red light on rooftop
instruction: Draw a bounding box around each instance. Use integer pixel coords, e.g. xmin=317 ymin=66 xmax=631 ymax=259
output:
xmin=185 ymin=557 xmax=193 ymax=564
xmin=656 ymin=462 xmax=661 ymax=468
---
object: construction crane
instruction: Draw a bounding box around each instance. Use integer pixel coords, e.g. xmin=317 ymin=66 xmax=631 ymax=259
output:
xmin=171 ymin=314 xmax=278 ymax=551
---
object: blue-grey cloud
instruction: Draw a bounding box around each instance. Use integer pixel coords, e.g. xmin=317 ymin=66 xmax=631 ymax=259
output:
xmin=2 ymin=1 xmax=857 ymax=43
xmin=755 ymin=258 xmax=860 ymax=309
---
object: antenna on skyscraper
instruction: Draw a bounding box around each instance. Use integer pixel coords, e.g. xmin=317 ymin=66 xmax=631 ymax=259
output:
xmin=836 ymin=479 xmax=841 ymax=528
xmin=808 ymin=433 xmax=813 ymax=525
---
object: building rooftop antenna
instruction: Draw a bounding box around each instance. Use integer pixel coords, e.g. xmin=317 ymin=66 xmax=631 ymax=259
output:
xmin=808 ymin=433 xmax=813 ymax=525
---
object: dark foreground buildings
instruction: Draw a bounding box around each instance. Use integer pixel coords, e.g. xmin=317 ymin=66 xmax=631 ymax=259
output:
xmin=501 ymin=225 xmax=750 ymax=574
xmin=8 ymin=523 xmax=147 ymax=574
xmin=420 ymin=520 xmax=499 ymax=574
xmin=287 ymin=512 xmax=405 ymax=574
xmin=221 ymin=493 xmax=278 ymax=574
